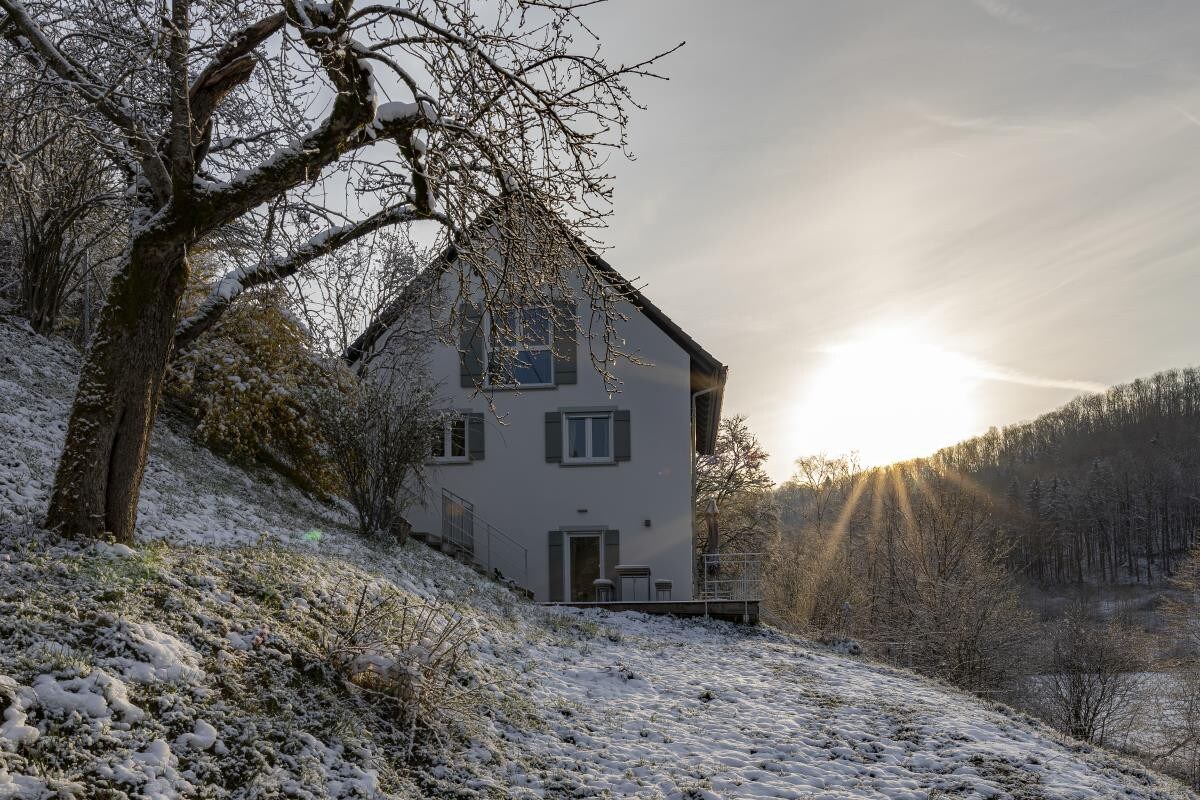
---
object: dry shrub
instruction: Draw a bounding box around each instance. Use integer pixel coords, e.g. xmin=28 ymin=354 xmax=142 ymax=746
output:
xmin=168 ymin=287 xmax=343 ymax=496
xmin=320 ymin=583 xmax=479 ymax=756
xmin=306 ymin=375 xmax=436 ymax=542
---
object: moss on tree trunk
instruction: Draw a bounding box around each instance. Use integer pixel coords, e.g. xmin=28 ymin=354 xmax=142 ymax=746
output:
xmin=45 ymin=233 xmax=190 ymax=542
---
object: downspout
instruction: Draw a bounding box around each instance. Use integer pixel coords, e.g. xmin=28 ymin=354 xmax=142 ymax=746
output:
xmin=691 ymin=385 xmax=719 ymax=599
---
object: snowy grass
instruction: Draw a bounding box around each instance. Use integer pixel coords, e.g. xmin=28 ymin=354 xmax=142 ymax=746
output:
xmin=1 ymin=313 xmax=1196 ymax=798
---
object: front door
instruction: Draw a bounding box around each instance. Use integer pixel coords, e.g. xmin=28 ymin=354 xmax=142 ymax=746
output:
xmin=567 ymin=534 xmax=602 ymax=602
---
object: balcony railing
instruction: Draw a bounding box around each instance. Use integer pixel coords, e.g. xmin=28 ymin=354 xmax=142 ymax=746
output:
xmin=441 ymin=489 xmax=529 ymax=592
xmin=699 ymin=552 xmax=763 ymax=601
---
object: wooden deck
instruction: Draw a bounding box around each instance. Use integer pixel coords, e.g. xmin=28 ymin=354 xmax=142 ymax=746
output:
xmin=546 ymin=599 xmax=759 ymax=624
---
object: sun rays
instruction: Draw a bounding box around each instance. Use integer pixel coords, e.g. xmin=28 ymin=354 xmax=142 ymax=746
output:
xmin=792 ymin=323 xmax=981 ymax=470
xmin=799 ymin=457 xmax=1013 ymax=580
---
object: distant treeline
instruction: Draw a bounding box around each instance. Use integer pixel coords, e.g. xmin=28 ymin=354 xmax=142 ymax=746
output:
xmin=776 ymin=367 xmax=1200 ymax=594
xmin=925 ymin=367 xmax=1200 ymax=585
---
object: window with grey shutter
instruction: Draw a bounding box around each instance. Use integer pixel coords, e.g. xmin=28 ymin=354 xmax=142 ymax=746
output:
xmin=544 ymin=411 xmax=562 ymax=462
xmin=459 ymin=301 xmax=484 ymax=387
xmin=548 ymin=531 xmax=564 ymax=602
xmin=553 ymin=299 xmax=577 ymax=385
xmin=467 ymin=413 xmax=485 ymax=460
xmin=614 ymin=410 xmax=631 ymax=461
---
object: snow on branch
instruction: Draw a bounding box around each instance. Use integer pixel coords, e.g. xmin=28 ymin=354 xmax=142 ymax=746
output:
xmin=0 ymin=0 xmax=171 ymax=196
xmin=174 ymin=204 xmax=439 ymax=351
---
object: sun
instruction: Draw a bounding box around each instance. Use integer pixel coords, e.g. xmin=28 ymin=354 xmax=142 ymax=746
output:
xmin=791 ymin=323 xmax=981 ymax=468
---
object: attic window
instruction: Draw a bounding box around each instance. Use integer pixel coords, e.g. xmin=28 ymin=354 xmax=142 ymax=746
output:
xmin=487 ymin=306 xmax=553 ymax=387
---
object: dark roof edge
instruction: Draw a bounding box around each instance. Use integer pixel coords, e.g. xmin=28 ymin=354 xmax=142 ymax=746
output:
xmin=583 ymin=252 xmax=726 ymax=382
xmin=346 ymin=242 xmax=727 ymax=388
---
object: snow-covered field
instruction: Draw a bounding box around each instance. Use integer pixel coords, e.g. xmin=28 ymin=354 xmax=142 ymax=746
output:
xmin=1 ymin=313 xmax=1195 ymax=799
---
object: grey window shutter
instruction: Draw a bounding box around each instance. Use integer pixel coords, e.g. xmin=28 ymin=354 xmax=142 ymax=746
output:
xmin=614 ymin=410 xmax=631 ymax=461
xmin=467 ymin=413 xmax=485 ymax=460
xmin=553 ymin=299 xmax=577 ymax=385
xmin=548 ymin=531 xmax=564 ymax=602
xmin=545 ymin=411 xmax=562 ymax=462
xmin=459 ymin=302 xmax=484 ymax=387
xmin=604 ymin=530 xmax=619 ymax=588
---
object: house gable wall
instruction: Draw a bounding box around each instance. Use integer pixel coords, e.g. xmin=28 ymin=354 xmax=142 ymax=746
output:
xmin=374 ymin=268 xmax=696 ymax=602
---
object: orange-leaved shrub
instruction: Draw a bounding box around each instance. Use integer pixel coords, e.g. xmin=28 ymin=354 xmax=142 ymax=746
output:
xmin=168 ymin=286 xmax=345 ymax=497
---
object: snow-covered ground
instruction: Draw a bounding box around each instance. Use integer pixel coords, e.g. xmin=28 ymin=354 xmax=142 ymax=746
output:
xmin=1 ymin=313 xmax=1195 ymax=799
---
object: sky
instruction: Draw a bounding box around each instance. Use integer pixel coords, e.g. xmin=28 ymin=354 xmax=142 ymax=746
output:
xmin=572 ymin=0 xmax=1200 ymax=482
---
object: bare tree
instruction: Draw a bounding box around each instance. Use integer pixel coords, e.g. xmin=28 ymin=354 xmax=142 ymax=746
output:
xmin=0 ymin=88 xmax=124 ymax=335
xmin=0 ymin=0 xmax=677 ymax=542
xmin=308 ymin=372 xmax=437 ymax=542
xmin=1037 ymin=601 xmax=1148 ymax=746
xmin=694 ymin=415 xmax=776 ymax=555
xmin=288 ymin=228 xmax=428 ymax=359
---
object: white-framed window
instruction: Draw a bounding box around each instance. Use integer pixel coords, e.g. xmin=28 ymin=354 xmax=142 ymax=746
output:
xmin=487 ymin=306 xmax=553 ymax=387
xmin=431 ymin=414 xmax=468 ymax=462
xmin=564 ymin=412 xmax=613 ymax=464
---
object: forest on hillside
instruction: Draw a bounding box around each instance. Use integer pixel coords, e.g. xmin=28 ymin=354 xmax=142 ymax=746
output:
xmin=927 ymin=367 xmax=1200 ymax=586
xmin=772 ymin=367 xmax=1200 ymax=599
xmin=691 ymin=369 xmax=1200 ymax=786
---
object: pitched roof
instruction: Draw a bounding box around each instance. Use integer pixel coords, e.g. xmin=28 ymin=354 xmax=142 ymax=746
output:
xmin=343 ymin=224 xmax=727 ymax=455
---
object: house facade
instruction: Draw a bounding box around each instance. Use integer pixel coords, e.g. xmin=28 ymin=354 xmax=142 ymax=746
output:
xmin=347 ymin=239 xmax=726 ymax=604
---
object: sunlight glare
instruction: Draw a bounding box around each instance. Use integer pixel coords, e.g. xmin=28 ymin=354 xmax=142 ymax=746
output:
xmin=792 ymin=324 xmax=980 ymax=468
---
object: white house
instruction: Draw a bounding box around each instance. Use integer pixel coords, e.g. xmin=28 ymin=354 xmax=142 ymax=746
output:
xmin=345 ymin=227 xmax=726 ymax=604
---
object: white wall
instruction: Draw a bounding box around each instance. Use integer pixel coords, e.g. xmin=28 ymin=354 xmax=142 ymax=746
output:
xmin=380 ymin=273 xmax=697 ymax=602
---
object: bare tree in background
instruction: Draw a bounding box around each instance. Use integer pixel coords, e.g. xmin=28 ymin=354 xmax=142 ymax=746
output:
xmin=1147 ymin=545 xmax=1200 ymax=784
xmin=694 ymin=415 xmax=776 ymax=554
xmin=0 ymin=88 xmax=124 ymax=335
xmin=0 ymin=0 xmax=678 ymax=542
xmin=766 ymin=453 xmax=864 ymax=634
xmin=288 ymin=229 xmax=428 ymax=359
xmin=1037 ymin=601 xmax=1147 ymax=747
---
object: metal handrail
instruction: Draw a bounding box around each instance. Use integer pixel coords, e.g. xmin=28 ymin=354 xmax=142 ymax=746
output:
xmin=441 ymin=489 xmax=529 ymax=592
xmin=700 ymin=552 xmax=763 ymax=601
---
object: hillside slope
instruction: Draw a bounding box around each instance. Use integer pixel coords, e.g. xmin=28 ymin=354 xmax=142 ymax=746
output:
xmin=0 ymin=314 xmax=1194 ymax=799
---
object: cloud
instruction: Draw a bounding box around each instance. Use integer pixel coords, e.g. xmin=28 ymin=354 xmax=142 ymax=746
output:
xmin=971 ymin=0 xmax=1048 ymax=32
xmin=1170 ymin=104 xmax=1200 ymax=130
xmin=810 ymin=334 xmax=1108 ymax=396
xmin=969 ymin=361 xmax=1108 ymax=394
xmin=917 ymin=109 xmax=1099 ymax=138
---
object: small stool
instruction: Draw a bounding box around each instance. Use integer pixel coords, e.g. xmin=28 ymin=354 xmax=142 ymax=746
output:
xmin=654 ymin=579 xmax=673 ymax=601
xmin=615 ymin=565 xmax=651 ymax=602
xmin=593 ymin=578 xmax=615 ymax=602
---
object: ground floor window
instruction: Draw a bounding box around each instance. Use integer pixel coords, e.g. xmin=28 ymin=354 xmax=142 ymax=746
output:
xmin=565 ymin=413 xmax=613 ymax=464
xmin=431 ymin=415 xmax=467 ymax=462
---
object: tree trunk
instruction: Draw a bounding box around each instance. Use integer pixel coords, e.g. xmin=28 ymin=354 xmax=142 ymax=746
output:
xmin=45 ymin=234 xmax=189 ymax=542
xmin=21 ymin=236 xmax=67 ymax=336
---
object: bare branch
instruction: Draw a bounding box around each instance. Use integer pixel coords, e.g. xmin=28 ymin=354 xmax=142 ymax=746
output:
xmin=175 ymin=204 xmax=441 ymax=350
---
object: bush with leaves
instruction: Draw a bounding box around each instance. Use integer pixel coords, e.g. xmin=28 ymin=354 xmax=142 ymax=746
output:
xmin=167 ymin=287 xmax=341 ymax=496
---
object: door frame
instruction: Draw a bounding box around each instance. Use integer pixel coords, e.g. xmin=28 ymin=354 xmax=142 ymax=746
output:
xmin=563 ymin=529 xmax=606 ymax=602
